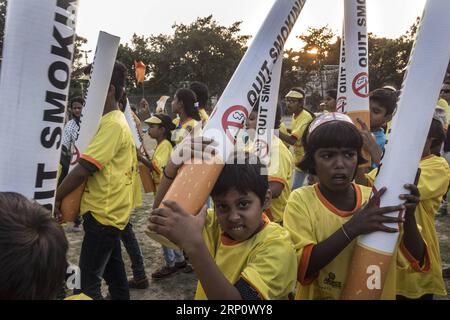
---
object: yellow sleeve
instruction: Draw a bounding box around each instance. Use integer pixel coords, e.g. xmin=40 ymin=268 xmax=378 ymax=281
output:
xmin=201 ymin=209 xmax=220 ymax=256
xmin=152 ymin=142 xmax=172 ymax=177
xmin=283 ymin=190 xmax=318 ymax=285
xmin=417 ymin=158 xmax=450 ymax=201
xmin=268 ymin=145 xmax=289 ymax=186
xmin=365 ymin=168 xmax=377 ymax=187
xmin=291 ymin=114 xmax=312 ymax=142
xmin=81 ymin=120 xmax=123 ymax=170
xmin=240 ymin=229 xmax=298 ymax=300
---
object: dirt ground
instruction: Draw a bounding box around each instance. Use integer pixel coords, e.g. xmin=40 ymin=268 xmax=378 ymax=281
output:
xmin=64 ymin=126 xmax=450 ymax=300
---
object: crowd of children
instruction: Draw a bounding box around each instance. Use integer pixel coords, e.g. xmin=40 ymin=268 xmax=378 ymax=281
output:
xmin=1 ymin=59 xmax=450 ymax=301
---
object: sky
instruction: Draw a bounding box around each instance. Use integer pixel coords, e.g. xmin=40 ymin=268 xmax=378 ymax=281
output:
xmin=76 ymin=0 xmax=427 ymax=62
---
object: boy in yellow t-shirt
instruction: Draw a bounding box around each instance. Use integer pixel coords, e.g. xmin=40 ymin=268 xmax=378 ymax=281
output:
xmin=56 ymin=62 xmax=135 ymax=300
xmin=278 ymin=88 xmax=314 ymax=190
xmin=367 ymin=118 xmax=448 ymax=300
xmin=246 ymin=106 xmax=293 ymax=224
xmin=149 ymin=152 xmax=297 ymax=299
xmin=283 ymin=113 xmax=426 ymax=300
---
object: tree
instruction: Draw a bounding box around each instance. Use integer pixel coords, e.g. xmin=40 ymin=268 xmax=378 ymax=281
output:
xmin=117 ymin=15 xmax=249 ymax=99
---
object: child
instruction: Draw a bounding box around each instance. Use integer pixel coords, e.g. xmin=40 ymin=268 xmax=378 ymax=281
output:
xmin=359 ymin=88 xmax=397 ymax=170
xmin=171 ymin=88 xmax=201 ymax=145
xmin=148 ymin=151 xmax=298 ymax=299
xmin=246 ymin=106 xmax=293 ymax=225
xmin=278 ymin=88 xmax=314 ymax=190
xmin=283 ymin=113 xmax=426 ymax=300
xmin=367 ymin=117 xmax=448 ymax=299
xmin=138 ymin=113 xmax=192 ymax=279
xmin=190 ymin=81 xmax=210 ymax=125
xmin=56 ymin=61 xmax=136 ymax=300
xmin=0 ymin=192 xmax=68 ymax=300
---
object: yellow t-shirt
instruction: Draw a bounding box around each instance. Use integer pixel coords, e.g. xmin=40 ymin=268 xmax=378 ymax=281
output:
xmin=64 ymin=293 xmax=92 ymax=300
xmin=195 ymin=209 xmax=298 ymax=300
xmin=280 ymin=111 xmax=313 ymax=165
xmin=133 ymin=159 xmax=142 ymax=208
xmin=199 ymin=108 xmax=209 ymax=125
xmin=438 ymin=98 xmax=449 ymax=130
xmin=150 ymin=139 xmax=173 ymax=187
xmin=367 ymin=155 xmax=450 ymax=298
xmin=172 ymin=117 xmax=199 ymax=145
xmin=80 ymin=110 xmax=137 ymax=231
xmin=267 ymin=136 xmax=294 ymax=224
xmin=283 ymin=183 xmax=398 ymax=300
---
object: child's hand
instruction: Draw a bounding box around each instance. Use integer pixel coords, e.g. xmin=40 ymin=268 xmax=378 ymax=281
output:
xmin=168 ymin=136 xmax=218 ymax=174
xmin=400 ymin=169 xmax=421 ymax=222
xmin=344 ymin=187 xmax=405 ymax=239
xmin=357 ymin=118 xmax=382 ymax=165
xmin=148 ymin=201 xmax=207 ymax=251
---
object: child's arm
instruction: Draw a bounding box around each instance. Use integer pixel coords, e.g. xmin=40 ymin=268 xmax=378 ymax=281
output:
xmin=149 ymin=201 xmax=243 ymax=299
xmin=152 ymin=136 xmax=217 ymax=209
xmin=136 ymin=151 xmax=154 ymax=172
xmin=278 ymin=131 xmax=297 ymax=146
xmin=305 ymin=188 xmax=404 ymax=279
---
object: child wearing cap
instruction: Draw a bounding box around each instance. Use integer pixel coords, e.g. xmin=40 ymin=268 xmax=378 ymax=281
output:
xmin=139 ymin=113 xmax=193 ymax=279
xmin=278 ymin=87 xmax=314 ymax=190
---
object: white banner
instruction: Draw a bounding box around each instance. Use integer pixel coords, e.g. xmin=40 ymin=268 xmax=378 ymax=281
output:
xmin=252 ymin=58 xmax=283 ymax=167
xmin=343 ymin=0 xmax=369 ymax=116
xmin=360 ymin=0 xmax=450 ymax=253
xmin=69 ymin=31 xmax=120 ymax=170
xmin=336 ymin=21 xmax=347 ymax=112
xmin=124 ymin=99 xmax=149 ymax=157
xmin=0 ymin=0 xmax=78 ymax=212
xmin=203 ymin=0 xmax=307 ymax=161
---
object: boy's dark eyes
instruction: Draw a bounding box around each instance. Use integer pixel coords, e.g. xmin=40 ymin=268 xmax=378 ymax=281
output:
xmin=238 ymin=201 xmax=250 ymax=208
xmin=344 ymin=151 xmax=357 ymax=158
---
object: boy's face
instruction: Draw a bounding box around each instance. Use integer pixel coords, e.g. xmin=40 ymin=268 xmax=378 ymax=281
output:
xmin=369 ymin=100 xmax=390 ymax=131
xmin=213 ymin=188 xmax=269 ymax=242
xmin=313 ymin=147 xmax=358 ymax=192
xmin=71 ymin=102 xmax=83 ymax=118
xmin=285 ymin=98 xmax=304 ymax=114
xmin=148 ymin=124 xmax=161 ymax=139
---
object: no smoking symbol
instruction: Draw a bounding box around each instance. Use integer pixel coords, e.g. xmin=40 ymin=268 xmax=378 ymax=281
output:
xmin=352 ymin=72 xmax=369 ymax=98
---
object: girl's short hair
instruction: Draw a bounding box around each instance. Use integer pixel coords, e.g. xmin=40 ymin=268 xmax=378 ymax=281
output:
xmin=298 ymin=120 xmax=367 ymax=174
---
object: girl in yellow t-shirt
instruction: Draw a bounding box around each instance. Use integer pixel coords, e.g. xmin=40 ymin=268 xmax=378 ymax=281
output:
xmin=283 ymin=113 xmax=426 ymax=300
xmin=171 ymin=88 xmax=201 ymax=145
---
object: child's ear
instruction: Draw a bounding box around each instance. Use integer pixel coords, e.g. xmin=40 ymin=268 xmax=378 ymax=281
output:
xmin=262 ymin=189 xmax=272 ymax=212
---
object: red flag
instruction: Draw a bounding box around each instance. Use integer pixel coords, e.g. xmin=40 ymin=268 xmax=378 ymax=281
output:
xmin=134 ymin=60 xmax=146 ymax=84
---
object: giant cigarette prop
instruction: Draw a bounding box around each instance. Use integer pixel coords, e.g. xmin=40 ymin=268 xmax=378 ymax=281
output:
xmin=336 ymin=22 xmax=347 ymax=112
xmin=252 ymin=58 xmax=283 ymax=167
xmin=343 ymin=0 xmax=370 ymax=164
xmin=342 ymin=0 xmax=450 ymax=299
xmin=60 ymin=32 xmax=120 ymax=221
xmin=148 ymin=0 xmax=307 ymax=247
xmin=162 ymin=0 xmax=306 ymax=210
xmin=124 ymin=100 xmax=155 ymax=193
xmin=0 ymin=0 xmax=78 ymax=213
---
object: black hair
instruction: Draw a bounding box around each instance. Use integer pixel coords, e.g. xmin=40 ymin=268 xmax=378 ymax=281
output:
xmin=429 ymin=118 xmax=446 ymax=156
xmin=110 ymin=61 xmax=128 ymax=101
xmin=0 ymin=192 xmax=68 ymax=300
xmin=298 ymin=120 xmax=367 ymax=174
xmin=153 ymin=113 xmax=176 ymax=147
xmin=175 ymin=88 xmax=201 ymax=121
xmin=189 ymin=82 xmax=209 ymax=109
xmin=326 ymin=89 xmax=337 ymax=100
xmin=211 ymin=153 xmax=268 ymax=205
xmin=71 ymin=96 xmax=84 ymax=107
xmin=370 ymin=88 xmax=397 ymax=116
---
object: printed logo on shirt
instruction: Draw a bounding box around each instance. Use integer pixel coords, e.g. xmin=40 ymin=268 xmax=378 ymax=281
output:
xmin=323 ymin=272 xmax=342 ymax=289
